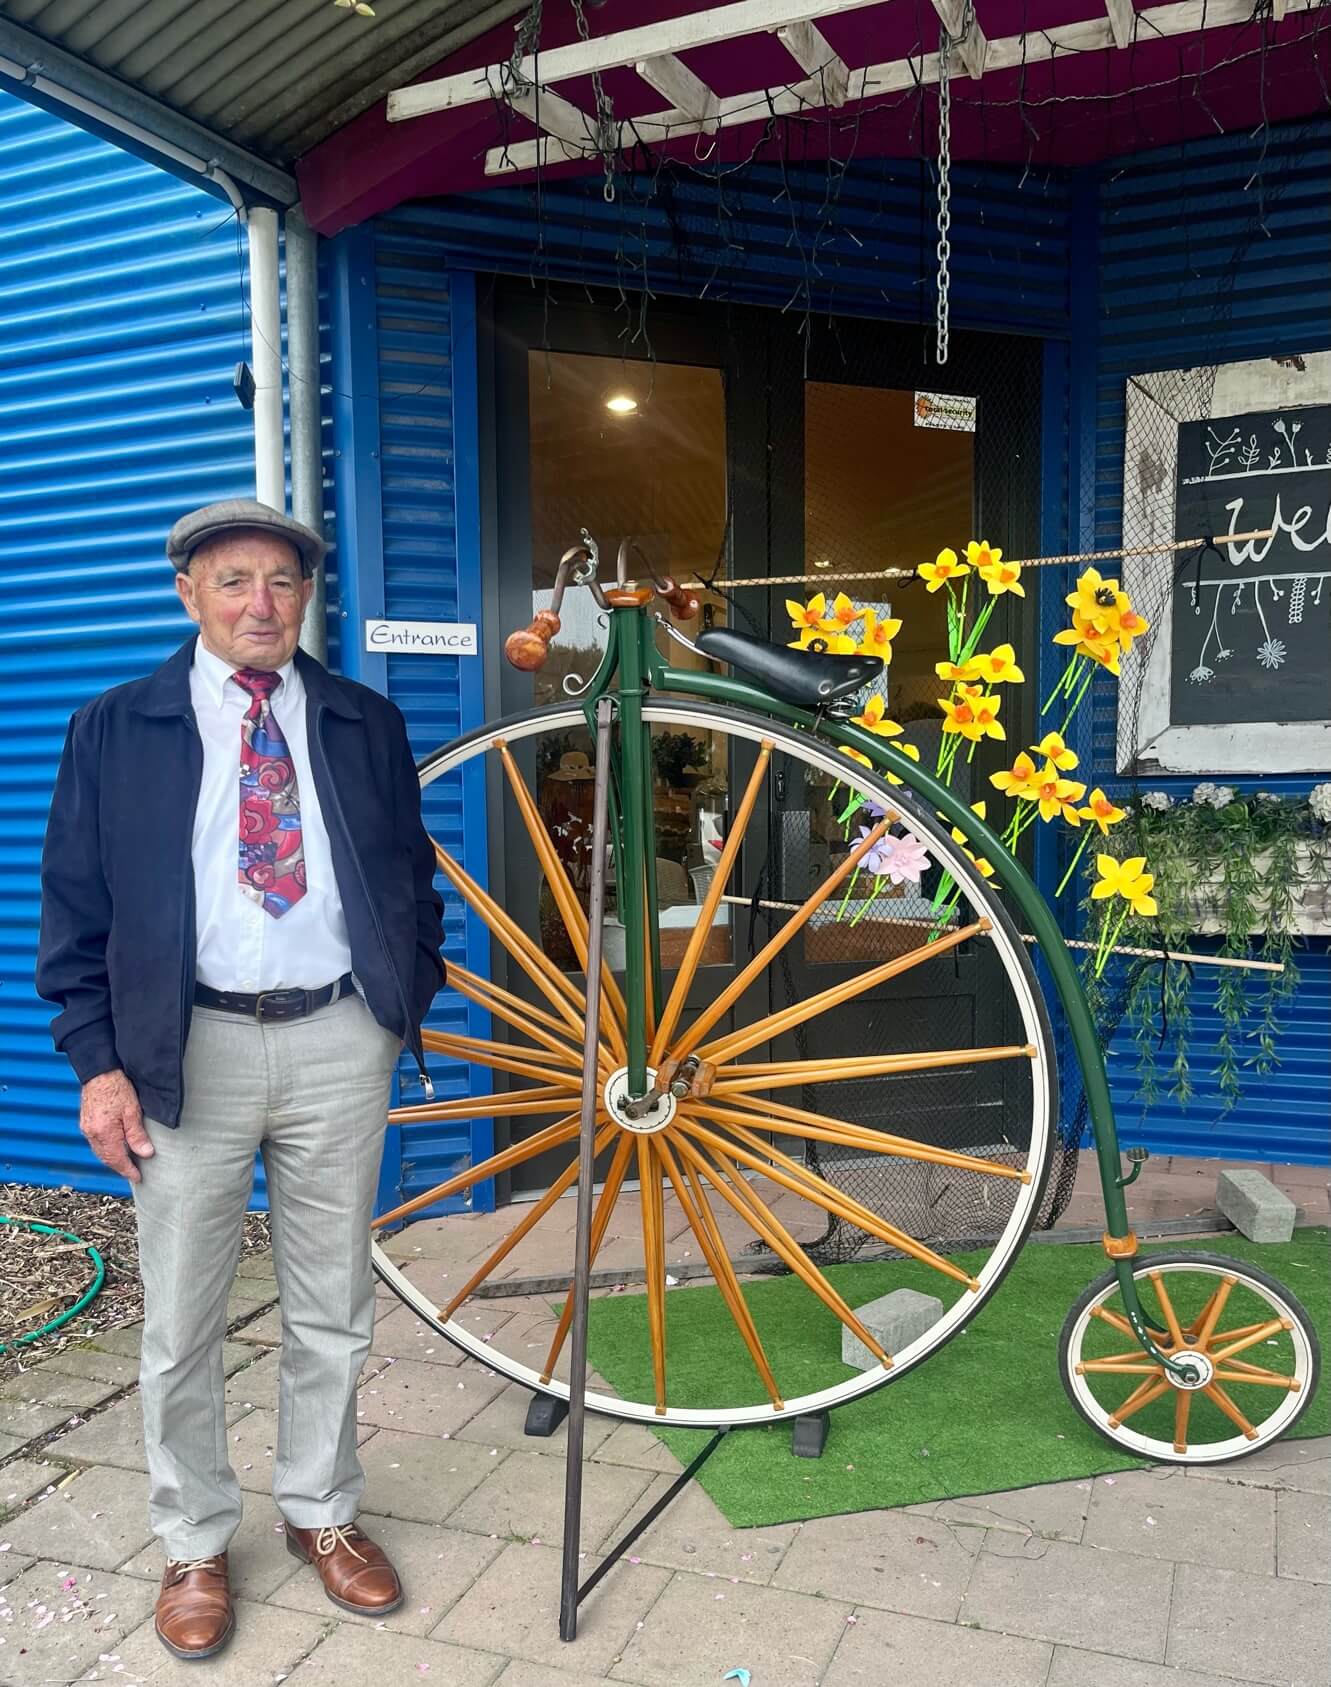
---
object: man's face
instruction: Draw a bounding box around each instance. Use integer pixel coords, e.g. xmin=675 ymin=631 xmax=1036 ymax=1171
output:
xmin=175 ymin=530 xmax=313 ymax=671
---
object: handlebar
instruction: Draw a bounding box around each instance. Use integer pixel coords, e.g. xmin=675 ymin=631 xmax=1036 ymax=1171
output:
xmin=504 ymin=535 xmax=699 ymax=671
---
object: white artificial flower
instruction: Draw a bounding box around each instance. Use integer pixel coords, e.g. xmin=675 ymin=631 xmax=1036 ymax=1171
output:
xmin=1257 ymin=791 xmax=1281 ymax=804
xmin=1192 ymin=781 xmax=1235 ymax=809
xmin=1141 ymin=791 xmax=1173 ymax=812
xmin=1310 ymin=783 xmax=1331 ymax=823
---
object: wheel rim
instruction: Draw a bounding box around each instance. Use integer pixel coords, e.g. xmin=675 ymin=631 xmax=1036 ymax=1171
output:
xmin=1064 ymin=1259 xmax=1316 ymax=1462
xmin=373 ymin=701 xmax=1056 ymax=1427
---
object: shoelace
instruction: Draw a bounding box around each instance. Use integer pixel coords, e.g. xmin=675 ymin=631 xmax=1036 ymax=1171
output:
xmin=313 ymin=1524 xmax=368 ymax=1564
xmin=165 ymin=1557 xmax=223 ymax=1580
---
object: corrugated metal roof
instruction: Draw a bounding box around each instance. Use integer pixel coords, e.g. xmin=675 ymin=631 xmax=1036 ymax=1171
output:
xmin=1 ymin=0 xmax=527 ymax=161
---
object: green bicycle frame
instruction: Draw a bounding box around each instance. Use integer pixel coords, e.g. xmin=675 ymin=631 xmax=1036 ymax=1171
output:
xmin=575 ymin=600 xmax=1186 ymax=1376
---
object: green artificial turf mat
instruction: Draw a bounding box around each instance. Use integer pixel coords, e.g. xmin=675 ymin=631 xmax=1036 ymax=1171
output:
xmin=582 ymin=1228 xmax=1328 ymax=1527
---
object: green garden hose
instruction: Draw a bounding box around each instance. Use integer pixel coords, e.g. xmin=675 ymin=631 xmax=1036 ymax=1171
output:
xmin=0 ymin=1215 xmax=106 ymax=1355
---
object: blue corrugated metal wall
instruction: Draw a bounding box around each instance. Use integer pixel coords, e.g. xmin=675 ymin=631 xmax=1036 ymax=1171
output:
xmin=327 ymin=222 xmax=493 ymax=1213
xmin=0 ymin=91 xmax=254 ymax=1190
xmin=1089 ymin=119 xmax=1330 ymax=1161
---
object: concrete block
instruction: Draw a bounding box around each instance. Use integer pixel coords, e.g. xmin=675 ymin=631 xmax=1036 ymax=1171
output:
xmin=1216 ymin=1168 xmax=1296 ymax=1243
xmin=842 ymin=1287 xmax=943 ymax=1370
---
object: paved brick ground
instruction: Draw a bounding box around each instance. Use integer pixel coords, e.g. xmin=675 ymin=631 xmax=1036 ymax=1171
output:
xmin=1 ymin=1159 xmax=1326 ymax=1687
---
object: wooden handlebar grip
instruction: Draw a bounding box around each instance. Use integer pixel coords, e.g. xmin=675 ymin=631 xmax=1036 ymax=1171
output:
xmin=657 ymin=577 xmax=701 ymax=619
xmin=505 ymin=609 xmax=560 ymax=670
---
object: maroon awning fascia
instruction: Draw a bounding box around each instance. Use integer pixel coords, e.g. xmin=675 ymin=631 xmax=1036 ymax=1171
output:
xmin=296 ymin=2 xmax=1330 ymax=236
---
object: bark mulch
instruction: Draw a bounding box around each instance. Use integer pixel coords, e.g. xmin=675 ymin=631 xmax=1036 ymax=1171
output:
xmin=1 ymin=1183 xmax=270 ymax=1387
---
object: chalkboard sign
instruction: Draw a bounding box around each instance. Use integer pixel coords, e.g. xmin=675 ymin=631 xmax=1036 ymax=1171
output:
xmin=1170 ymin=403 xmax=1331 ymax=727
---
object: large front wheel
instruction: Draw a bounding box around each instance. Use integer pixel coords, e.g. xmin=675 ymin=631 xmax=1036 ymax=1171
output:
xmin=374 ymin=700 xmax=1059 ymax=1427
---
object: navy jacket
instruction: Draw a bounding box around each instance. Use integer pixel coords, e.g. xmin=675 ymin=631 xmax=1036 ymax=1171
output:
xmin=37 ymin=638 xmax=446 ymax=1127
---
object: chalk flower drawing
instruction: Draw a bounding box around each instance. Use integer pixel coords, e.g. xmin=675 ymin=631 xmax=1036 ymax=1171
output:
xmin=1188 ymin=664 xmax=1214 ymax=684
xmin=1256 ymin=638 xmax=1287 ymax=670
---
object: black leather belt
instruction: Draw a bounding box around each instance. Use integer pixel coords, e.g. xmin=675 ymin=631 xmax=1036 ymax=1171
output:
xmin=194 ymin=974 xmax=355 ymax=1023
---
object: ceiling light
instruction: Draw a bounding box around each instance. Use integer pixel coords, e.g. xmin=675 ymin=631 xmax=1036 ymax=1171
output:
xmin=604 ymin=391 xmax=639 ymax=415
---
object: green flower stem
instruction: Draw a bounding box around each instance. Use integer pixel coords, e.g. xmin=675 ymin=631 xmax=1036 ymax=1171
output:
xmin=1060 ymin=661 xmax=1097 ymax=734
xmin=849 ymin=878 xmax=883 ymax=927
xmin=1094 ymin=903 xmax=1130 ymax=976
xmin=837 ymin=865 xmax=863 ymax=921
xmin=1055 ymin=828 xmax=1094 ymax=898
xmin=1040 ymin=654 xmax=1080 ymax=716
xmin=958 ymin=595 xmax=997 ymax=665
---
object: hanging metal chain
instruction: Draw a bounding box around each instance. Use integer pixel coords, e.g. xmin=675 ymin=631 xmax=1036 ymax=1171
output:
xmin=934 ymin=25 xmax=954 ymax=366
xmin=571 ymin=0 xmax=618 ymax=202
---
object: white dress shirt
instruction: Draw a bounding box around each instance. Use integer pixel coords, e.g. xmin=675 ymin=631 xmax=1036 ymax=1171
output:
xmin=189 ymin=641 xmax=354 ymax=992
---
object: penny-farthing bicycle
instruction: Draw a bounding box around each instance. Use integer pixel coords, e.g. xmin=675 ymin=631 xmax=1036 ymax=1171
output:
xmin=372 ymin=537 xmax=1319 ymax=1467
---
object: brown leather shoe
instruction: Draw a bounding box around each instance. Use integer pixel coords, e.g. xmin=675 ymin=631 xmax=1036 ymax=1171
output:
xmin=154 ymin=1553 xmax=234 ymax=1660
xmin=283 ymin=1521 xmax=403 ymax=1615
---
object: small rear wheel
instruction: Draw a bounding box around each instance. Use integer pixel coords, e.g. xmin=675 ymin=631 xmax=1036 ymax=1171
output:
xmin=1059 ymin=1251 xmax=1320 ymax=1464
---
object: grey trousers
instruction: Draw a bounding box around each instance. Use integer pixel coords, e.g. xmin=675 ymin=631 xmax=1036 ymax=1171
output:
xmin=133 ymin=993 xmax=399 ymax=1559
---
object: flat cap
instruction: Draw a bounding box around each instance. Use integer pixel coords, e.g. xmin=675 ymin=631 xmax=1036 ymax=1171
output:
xmin=166 ymin=498 xmax=328 ymax=576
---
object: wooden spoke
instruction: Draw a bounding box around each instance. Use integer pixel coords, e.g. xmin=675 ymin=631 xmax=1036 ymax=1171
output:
xmin=1205 ymin=1321 xmax=1272 ymax=1347
xmin=1090 ymin=1305 xmax=1137 ymax=1339
xmin=1212 ymin=1370 xmax=1302 ymax=1390
xmin=654 ymin=1133 xmax=784 ymax=1409
xmin=539 ymin=1135 xmax=636 ymax=1384
xmin=424 ymin=1031 xmax=586 ymax=1089
xmin=669 ymin=816 xmax=895 ymax=1061
xmin=1209 ymin=1319 xmax=1292 ymax=1365
xmin=389 ymin=1083 xmax=577 ymax=1123
xmin=440 ymin=1124 xmax=615 ymax=1321
xmin=1146 ymin=1271 xmax=1187 ymax=1349
xmin=1075 ymin=1359 xmax=1160 ymax=1375
xmin=446 ymin=962 xmax=600 ymax=1068
xmin=705 ymin=1094 xmax=1030 ymax=1183
xmin=424 ymin=1029 xmax=582 ymax=1073
xmin=1202 ymin=1381 xmax=1260 ymax=1439
xmin=713 ymin=1043 xmax=1036 ymax=1095
xmin=638 ymin=1137 xmax=669 ymax=1414
xmin=1210 ymin=1355 xmax=1295 ymax=1382
xmin=1191 ymin=1278 xmax=1235 ymax=1346
xmin=372 ymin=1113 xmax=583 ymax=1229
xmin=1107 ymin=1373 xmax=1171 ymax=1427
xmin=1078 ymin=1347 xmax=1159 ymax=1367
xmin=1173 ymin=1389 xmax=1191 ymax=1455
xmin=684 ymin=1111 xmax=979 ymax=1290
xmin=650 ymin=742 xmax=773 ymax=1064
xmin=696 ymin=919 xmax=989 ymax=1066
xmin=433 ymin=842 xmax=588 ymax=1037
xmin=496 ymin=743 xmax=628 ymax=1061
xmin=671 ymin=1133 xmax=893 ymax=1367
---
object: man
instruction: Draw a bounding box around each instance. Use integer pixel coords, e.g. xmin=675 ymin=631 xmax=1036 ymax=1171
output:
xmin=37 ymin=499 xmax=445 ymax=1661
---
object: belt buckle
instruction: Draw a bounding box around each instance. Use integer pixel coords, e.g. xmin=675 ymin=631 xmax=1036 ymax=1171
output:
xmin=254 ymin=989 xmax=297 ymax=1023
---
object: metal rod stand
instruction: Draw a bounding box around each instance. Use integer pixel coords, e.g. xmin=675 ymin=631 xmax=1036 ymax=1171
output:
xmin=559 ymin=697 xmax=615 ymax=1643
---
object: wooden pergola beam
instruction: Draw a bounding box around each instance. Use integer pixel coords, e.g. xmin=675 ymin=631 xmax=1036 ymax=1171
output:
xmin=777 ymin=20 xmax=850 ymax=106
xmin=635 ymin=52 xmax=721 ymax=131
xmin=931 ymin=0 xmax=989 ymax=80
xmin=1104 ymin=0 xmax=1135 ymax=48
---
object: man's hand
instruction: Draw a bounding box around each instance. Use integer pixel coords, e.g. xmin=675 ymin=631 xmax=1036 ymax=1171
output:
xmin=79 ymin=1071 xmax=154 ymax=1184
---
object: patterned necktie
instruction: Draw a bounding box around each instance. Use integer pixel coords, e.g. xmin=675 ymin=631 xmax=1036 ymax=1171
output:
xmin=232 ymin=668 xmax=306 ymax=917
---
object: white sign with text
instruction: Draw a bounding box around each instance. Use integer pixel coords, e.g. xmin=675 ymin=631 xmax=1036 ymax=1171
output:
xmin=364 ymin=619 xmax=478 ymax=655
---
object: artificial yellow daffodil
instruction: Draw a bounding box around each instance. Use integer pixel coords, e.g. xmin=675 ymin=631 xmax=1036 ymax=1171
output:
xmin=918 ymin=547 xmax=970 ymax=592
xmin=965 ymin=540 xmax=1001 ymax=571
xmin=970 ymin=643 xmax=1025 ymax=685
xmin=859 ymin=608 xmax=903 ymax=662
xmin=884 ymin=740 xmax=921 ymax=787
xmin=1066 ymin=568 xmax=1129 ymax=637
xmin=977 ymin=555 xmax=1024 ymax=597
xmin=786 ymin=593 xmax=833 ymax=635
xmin=950 ymin=800 xmax=996 ymax=877
xmin=1091 ymin=854 xmax=1158 ymax=917
xmin=990 ymin=751 xmax=1040 ymax=799
xmin=1052 ymin=616 xmax=1122 ymax=674
xmin=939 ymin=683 xmax=1004 ymax=742
xmin=1033 ymin=730 xmax=1078 ymax=770
xmin=1032 ymin=760 xmax=1087 ymax=823
xmin=1079 ymin=788 xmax=1127 ymax=834
xmin=1116 ymin=606 xmax=1150 ymax=653
xmin=840 ymin=746 xmax=873 ymax=769
xmin=826 ymin=592 xmax=859 ymax=631
xmin=853 ymin=693 xmax=905 ymax=737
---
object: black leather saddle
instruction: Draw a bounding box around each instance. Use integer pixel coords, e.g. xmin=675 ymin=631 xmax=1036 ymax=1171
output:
xmin=694 ymin=627 xmax=883 ymax=708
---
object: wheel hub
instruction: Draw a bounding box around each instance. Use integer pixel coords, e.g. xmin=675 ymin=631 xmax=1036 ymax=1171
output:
xmin=1165 ymin=1348 xmax=1213 ymax=1390
xmin=604 ymin=1065 xmax=677 ymax=1134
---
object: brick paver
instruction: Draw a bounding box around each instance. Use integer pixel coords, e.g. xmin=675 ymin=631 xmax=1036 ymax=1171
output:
xmin=0 ymin=1202 xmax=1326 ymax=1687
